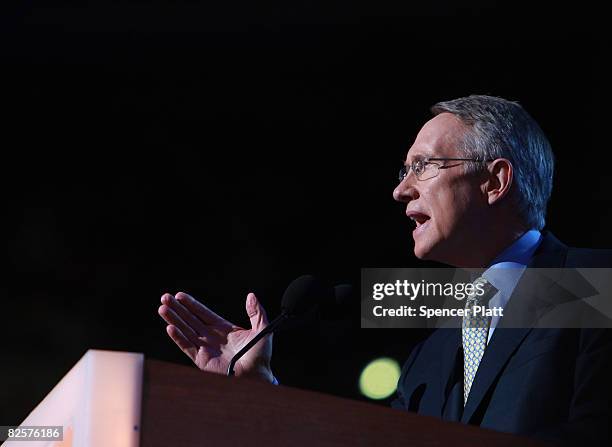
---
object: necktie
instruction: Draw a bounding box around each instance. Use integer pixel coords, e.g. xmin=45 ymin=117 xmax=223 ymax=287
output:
xmin=462 ymin=277 xmax=497 ymax=405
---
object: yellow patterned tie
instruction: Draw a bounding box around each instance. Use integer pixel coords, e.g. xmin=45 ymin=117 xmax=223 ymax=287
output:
xmin=462 ymin=277 xmax=497 ymax=405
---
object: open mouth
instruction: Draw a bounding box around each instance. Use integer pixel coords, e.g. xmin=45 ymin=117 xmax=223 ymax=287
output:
xmin=407 ymin=212 xmax=431 ymax=237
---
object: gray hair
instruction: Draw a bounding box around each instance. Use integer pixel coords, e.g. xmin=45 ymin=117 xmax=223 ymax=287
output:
xmin=431 ymin=95 xmax=554 ymax=231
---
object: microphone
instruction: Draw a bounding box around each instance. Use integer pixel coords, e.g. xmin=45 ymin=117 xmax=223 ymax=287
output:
xmin=226 ymin=275 xmax=334 ymax=376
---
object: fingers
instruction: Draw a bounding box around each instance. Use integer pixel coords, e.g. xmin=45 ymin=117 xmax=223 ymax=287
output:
xmin=246 ymin=292 xmax=269 ymax=332
xmin=165 ymin=324 xmax=198 ymax=362
xmin=158 ymin=302 xmax=202 ymax=347
xmin=161 ymin=293 xmax=219 ymax=340
xmin=174 ymin=292 xmax=232 ymax=327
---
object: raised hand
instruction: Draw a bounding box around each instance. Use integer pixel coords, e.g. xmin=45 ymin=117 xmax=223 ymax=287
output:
xmin=158 ymin=291 xmax=274 ymax=382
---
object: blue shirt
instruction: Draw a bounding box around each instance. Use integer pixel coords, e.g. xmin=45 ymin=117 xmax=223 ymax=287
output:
xmin=482 ymin=230 xmax=542 ymax=343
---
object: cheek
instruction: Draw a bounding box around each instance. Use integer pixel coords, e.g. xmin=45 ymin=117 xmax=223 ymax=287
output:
xmin=427 ymin=185 xmax=472 ymax=233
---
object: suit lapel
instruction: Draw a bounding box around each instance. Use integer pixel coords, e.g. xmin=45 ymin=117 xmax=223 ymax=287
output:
xmin=438 ymin=328 xmax=463 ymax=420
xmin=460 ymin=232 xmax=568 ymax=424
xmin=460 ymin=327 xmax=531 ymax=423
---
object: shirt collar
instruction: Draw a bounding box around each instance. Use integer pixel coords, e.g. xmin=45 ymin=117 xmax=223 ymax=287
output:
xmin=482 ymin=229 xmax=542 ymax=296
xmin=489 ymin=229 xmax=543 ymax=267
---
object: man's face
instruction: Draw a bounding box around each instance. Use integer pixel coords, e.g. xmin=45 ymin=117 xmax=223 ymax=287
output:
xmin=393 ymin=113 xmax=488 ymax=266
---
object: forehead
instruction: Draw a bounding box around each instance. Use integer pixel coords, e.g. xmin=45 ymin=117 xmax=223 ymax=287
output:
xmin=406 ymin=113 xmax=468 ymax=160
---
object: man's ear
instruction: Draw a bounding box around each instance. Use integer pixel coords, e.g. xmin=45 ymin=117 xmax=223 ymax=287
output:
xmin=482 ymin=158 xmax=513 ymax=205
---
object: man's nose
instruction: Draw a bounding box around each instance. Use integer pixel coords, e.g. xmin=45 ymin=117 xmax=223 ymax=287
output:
xmin=393 ymin=177 xmax=419 ymax=203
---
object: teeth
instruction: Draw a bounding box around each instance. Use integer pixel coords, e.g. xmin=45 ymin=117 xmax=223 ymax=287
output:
xmin=408 ymin=213 xmax=429 ymax=228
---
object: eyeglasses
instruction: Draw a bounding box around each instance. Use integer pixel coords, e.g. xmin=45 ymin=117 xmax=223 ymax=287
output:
xmin=398 ymin=157 xmax=493 ymax=182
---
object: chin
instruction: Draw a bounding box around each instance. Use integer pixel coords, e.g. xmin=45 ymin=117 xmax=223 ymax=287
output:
xmin=413 ymin=238 xmax=451 ymax=265
xmin=413 ymin=242 xmax=432 ymax=260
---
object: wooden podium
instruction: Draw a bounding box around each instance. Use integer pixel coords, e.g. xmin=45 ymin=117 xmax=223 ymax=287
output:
xmin=5 ymin=350 xmax=543 ymax=446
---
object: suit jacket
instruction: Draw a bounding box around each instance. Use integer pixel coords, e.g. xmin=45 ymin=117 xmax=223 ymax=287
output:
xmin=391 ymin=232 xmax=612 ymax=445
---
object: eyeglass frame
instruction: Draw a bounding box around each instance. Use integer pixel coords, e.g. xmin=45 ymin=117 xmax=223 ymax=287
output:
xmin=398 ymin=157 xmax=495 ymax=182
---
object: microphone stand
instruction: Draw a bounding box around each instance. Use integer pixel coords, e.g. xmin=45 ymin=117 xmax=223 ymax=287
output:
xmin=226 ymin=312 xmax=290 ymax=376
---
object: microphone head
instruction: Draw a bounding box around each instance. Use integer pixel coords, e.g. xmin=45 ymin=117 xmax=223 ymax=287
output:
xmin=280 ymin=274 xmax=333 ymax=318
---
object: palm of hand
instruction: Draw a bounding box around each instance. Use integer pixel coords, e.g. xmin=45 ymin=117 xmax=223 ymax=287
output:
xmin=193 ymin=324 xmax=272 ymax=377
xmin=159 ymin=291 xmax=273 ymax=381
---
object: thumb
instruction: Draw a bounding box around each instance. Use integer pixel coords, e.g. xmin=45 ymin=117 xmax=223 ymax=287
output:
xmin=246 ymin=292 xmax=268 ymax=331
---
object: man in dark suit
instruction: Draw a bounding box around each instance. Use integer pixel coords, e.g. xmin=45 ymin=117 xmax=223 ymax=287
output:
xmin=390 ymin=95 xmax=612 ymax=444
xmin=158 ymin=95 xmax=611 ymax=444
xmin=390 ymin=233 xmax=612 ymax=444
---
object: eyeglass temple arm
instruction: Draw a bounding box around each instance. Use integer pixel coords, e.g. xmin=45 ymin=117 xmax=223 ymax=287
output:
xmin=427 ymin=157 xmax=494 ymax=162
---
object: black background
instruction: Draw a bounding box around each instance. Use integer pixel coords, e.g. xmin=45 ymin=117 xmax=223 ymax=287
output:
xmin=3 ymin=1 xmax=611 ymax=424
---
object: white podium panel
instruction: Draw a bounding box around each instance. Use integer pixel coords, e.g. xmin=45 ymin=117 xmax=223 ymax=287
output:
xmin=3 ymin=350 xmax=144 ymax=447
